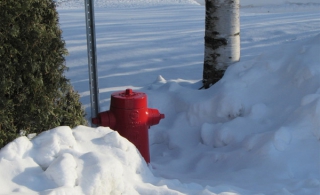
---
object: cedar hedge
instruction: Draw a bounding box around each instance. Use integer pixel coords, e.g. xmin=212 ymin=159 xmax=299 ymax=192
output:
xmin=0 ymin=0 xmax=86 ymax=148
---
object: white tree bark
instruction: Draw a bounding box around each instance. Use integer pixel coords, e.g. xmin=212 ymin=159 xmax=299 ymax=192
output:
xmin=202 ymin=0 xmax=240 ymax=88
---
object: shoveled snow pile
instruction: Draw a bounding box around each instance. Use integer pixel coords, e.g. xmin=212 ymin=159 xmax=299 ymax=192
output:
xmin=0 ymin=126 xmax=188 ymax=195
xmin=0 ymin=1 xmax=319 ymax=195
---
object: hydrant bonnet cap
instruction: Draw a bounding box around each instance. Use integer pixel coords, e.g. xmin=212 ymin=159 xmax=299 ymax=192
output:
xmin=111 ymin=88 xmax=147 ymax=109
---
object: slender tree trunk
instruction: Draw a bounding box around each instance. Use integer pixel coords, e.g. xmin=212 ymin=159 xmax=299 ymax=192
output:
xmin=202 ymin=0 xmax=240 ymax=89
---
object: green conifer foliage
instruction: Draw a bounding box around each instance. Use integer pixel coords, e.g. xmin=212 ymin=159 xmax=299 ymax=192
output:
xmin=0 ymin=0 xmax=86 ymax=148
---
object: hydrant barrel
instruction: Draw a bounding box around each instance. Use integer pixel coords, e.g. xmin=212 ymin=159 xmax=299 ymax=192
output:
xmin=92 ymin=88 xmax=165 ymax=163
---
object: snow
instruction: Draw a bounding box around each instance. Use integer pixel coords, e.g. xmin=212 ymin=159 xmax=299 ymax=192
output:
xmin=1 ymin=0 xmax=320 ymax=194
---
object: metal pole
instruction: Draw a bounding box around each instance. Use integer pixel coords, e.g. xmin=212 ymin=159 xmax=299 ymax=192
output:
xmin=85 ymin=0 xmax=100 ymax=125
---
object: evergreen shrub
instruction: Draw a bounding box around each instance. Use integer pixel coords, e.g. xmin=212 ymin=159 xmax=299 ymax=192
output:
xmin=0 ymin=0 xmax=86 ymax=148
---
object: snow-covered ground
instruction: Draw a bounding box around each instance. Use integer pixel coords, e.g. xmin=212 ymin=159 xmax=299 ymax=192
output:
xmin=0 ymin=1 xmax=320 ymax=195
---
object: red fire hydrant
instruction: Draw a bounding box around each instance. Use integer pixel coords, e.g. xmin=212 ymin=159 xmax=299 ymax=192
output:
xmin=92 ymin=88 xmax=165 ymax=163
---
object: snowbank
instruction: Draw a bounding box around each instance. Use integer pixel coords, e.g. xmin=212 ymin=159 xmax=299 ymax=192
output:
xmin=146 ymin=33 xmax=320 ymax=194
xmin=0 ymin=126 xmax=189 ymax=194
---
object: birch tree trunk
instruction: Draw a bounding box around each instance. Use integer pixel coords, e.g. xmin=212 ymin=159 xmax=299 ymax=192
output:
xmin=202 ymin=0 xmax=240 ymax=89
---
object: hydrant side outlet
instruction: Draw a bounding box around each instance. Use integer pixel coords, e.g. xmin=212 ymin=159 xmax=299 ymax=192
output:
xmin=147 ymin=108 xmax=165 ymax=127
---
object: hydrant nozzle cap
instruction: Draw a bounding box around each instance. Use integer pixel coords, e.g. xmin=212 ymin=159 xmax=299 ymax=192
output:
xmin=160 ymin=114 xmax=165 ymax=119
